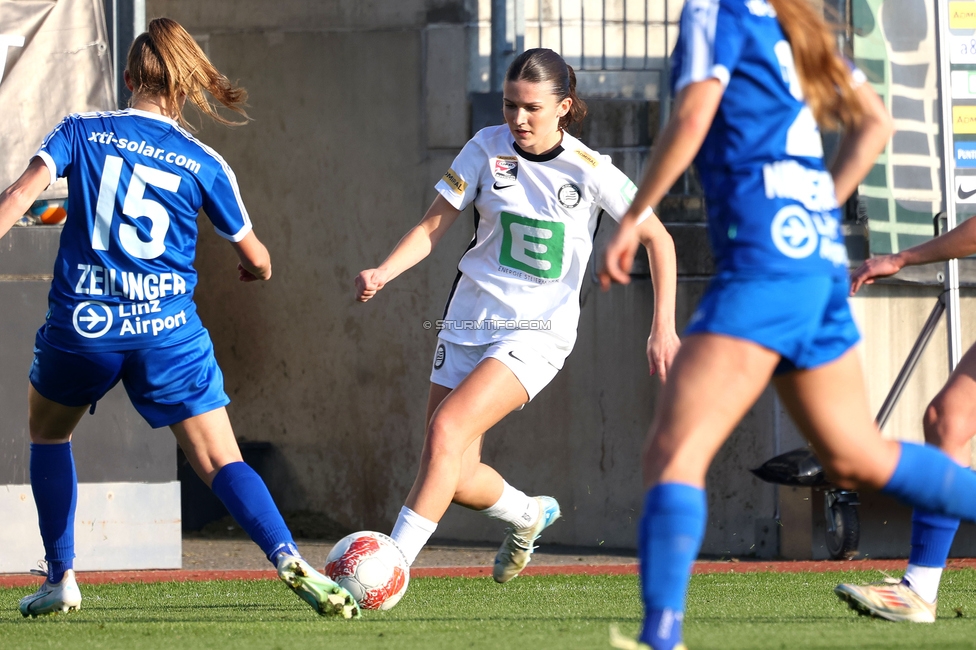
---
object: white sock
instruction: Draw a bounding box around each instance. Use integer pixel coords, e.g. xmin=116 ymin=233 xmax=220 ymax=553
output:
xmin=390 ymin=506 xmax=437 ymax=566
xmin=481 ymin=482 xmax=539 ymax=529
xmin=902 ymin=564 xmax=943 ymax=604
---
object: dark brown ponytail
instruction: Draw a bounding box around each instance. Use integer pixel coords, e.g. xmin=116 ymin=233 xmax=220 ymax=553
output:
xmin=563 ymin=64 xmax=587 ymax=130
xmin=506 ymin=48 xmax=588 ymax=131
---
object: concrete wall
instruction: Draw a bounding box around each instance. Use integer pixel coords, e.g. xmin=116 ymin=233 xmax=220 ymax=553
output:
xmin=142 ymin=0 xmax=974 ymax=558
xmin=144 ymin=0 xmax=683 ymax=549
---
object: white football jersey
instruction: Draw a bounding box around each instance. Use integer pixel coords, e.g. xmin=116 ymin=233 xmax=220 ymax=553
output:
xmin=434 ymin=125 xmax=638 ymax=366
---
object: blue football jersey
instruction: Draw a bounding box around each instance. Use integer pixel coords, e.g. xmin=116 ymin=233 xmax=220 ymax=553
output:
xmin=671 ymin=0 xmax=849 ymax=276
xmin=33 ymin=108 xmax=252 ymax=351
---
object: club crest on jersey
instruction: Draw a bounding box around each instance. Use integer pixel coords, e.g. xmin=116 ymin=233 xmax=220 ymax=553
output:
xmin=557 ymin=184 xmax=582 ymax=208
xmin=492 ymin=157 xmax=518 ymax=187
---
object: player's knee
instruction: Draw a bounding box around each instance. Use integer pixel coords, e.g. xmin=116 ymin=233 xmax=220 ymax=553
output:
xmin=923 ymin=397 xmax=972 ymax=451
xmin=453 ymin=471 xmax=477 ymax=497
xmin=27 ymin=412 xmax=74 ymax=444
xmin=424 ymin=417 xmax=466 ymax=462
xmin=641 ymin=431 xmax=709 ymax=486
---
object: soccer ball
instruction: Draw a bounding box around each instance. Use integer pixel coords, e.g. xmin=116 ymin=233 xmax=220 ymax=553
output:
xmin=324 ymin=531 xmax=409 ymax=610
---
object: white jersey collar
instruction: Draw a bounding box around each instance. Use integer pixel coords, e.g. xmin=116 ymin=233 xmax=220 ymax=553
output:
xmin=124 ymin=107 xmax=179 ymax=127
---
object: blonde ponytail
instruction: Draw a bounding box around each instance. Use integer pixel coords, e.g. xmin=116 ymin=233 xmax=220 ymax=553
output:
xmin=766 ymin=0 xmax=862 ymax=130
xmin=126 ymin=17 xmax=249 ymax=130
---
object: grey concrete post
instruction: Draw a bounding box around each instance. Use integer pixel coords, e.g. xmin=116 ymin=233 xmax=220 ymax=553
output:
xmin=103 ymin=0 xmax=146 ymax=108
xmin=490 ymin=0 xmax=525 ymax=92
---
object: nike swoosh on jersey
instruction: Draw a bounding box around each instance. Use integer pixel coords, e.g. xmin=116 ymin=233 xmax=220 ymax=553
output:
xmin=959 ymin=186 xmax=976 ymax=200
xmin=494 ymin=182 xmax=515 ymax=190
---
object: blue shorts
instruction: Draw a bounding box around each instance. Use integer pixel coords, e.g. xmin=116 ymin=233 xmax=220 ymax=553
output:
xmin=685 ymin=273 xmax=861 ymax=374
xmin=29 ymin=325 xmax=230 ymax=428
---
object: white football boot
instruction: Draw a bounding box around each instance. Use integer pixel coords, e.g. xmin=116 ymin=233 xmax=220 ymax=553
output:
xmin=276 ymin=554 xmax=360 ymax=618
xmin=493 ymin=495 xmax=561 ymax=583
xmin=19 ymin=569 xmax=82 ymax=617
xmin=835 ymin=578 xmax=937 ymax=623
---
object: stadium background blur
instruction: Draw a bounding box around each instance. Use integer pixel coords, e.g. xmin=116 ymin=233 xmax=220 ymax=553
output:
xmin=1 ymin=0 xmax=973 ymax=569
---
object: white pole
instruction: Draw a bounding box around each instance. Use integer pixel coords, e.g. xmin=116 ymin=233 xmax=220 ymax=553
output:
xmin=936 ymin=0 xmax=963 ymax=371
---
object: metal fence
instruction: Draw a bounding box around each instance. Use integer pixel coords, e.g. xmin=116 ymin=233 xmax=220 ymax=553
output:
xmin=522 ymin=0 xmax=677 ymax=73
xmin=483 ymin=0 xmax=680 ymax=100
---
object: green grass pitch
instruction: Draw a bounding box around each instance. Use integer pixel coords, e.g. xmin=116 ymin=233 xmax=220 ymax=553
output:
xmin=5 ymin=570 xmax=976 ymax=649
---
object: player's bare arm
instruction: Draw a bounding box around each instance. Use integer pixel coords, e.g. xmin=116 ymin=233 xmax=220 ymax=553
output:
xmin=0 ymin=158 xmax=51 ymax=240
xmin=850 ymin=217 xmax=976 ymax=295
xmin=355 ymin=194 xmax=461 ymax=302
xmin=830 ymin=81 xmax=893 ymax=205
xmin=232 ymin=231 xmax=272 ymax=282
xmin=636 ymin=212 xmax=679 ymax=382
xmin=599 ymin=79 xmax=723 ymax=289
xmin=846 ymin=80 xmax=967 ymax=296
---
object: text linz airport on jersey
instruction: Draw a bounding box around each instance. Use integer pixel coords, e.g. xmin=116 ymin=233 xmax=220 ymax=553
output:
xmin=75 ymin=263 xmax=189 ymax=337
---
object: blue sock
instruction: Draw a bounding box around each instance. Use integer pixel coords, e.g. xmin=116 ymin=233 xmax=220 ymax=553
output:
xmin=883 ymin=442 xmax=976 ymax=523
xmin=909 ymin=509 xmax=960 ymax=568
xmin=30 ymin=442 xmax=77 ymax=584
xmin=210 ymin=462 xmax=297 ymax=566
xmin=638 ymin=483 xmax=707 ymax=650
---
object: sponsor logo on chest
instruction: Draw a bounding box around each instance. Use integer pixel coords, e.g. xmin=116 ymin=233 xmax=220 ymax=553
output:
xmin=498 ymin=212 xmax=566 ymax=281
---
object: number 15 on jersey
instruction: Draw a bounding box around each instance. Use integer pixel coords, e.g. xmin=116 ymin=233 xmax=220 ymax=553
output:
xmin=92 ymin=155 xmax=180 ymax=260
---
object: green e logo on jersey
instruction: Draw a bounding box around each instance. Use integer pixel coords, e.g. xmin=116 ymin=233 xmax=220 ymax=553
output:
xmin=499 ymin=212 xmax=565 ymax=279
xmin=621 ymin=179 xmax=638 ymax=204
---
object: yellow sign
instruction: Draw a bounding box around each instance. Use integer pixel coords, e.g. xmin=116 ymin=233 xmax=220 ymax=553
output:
xmin=950 ymin=1 xmax=976 ymax=29
xmin=955 ymin=106 xmax=976 ymax=133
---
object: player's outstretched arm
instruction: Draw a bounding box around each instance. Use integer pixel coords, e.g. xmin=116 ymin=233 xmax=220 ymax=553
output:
xmin=850 ymin=217 xmax=976 ymax=294
xmin=355 ymin=194 xmax=461 ymax=302
xmin=841 ymin=83 xmax=976 ymax=295
xmin=0 ymin=158 xmax=51 ymax=240
xmin=636 ymin=213 xmax=680 ymax=383
xmin=830 ymin=81 xmax=894 ymax=205
xmin=232 ymin=231 xmax=272 ymax=282
xmin=599 ymin=79 xmax=723 ymax=289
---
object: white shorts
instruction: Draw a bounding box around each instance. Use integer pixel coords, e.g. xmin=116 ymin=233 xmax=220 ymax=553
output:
xmin=430 ymin=339 xmax=560 ymax=401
